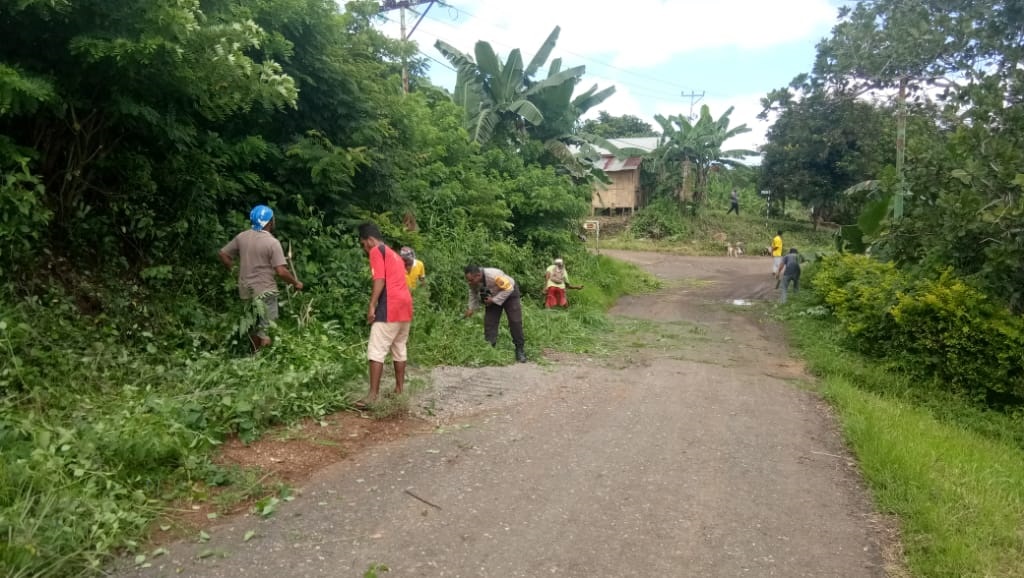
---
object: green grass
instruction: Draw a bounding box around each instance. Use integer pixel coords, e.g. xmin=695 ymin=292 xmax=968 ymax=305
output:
xmin=604 ymin=206 xmax=836 ymax=257
xmin=0 ymin=252 xmax=657 ymax=577
xmin=783 ymin=304 xmax=1024 ymax=577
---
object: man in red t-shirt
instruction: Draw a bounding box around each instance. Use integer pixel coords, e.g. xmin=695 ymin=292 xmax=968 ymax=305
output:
xmin=356 ymin=223 xmax=413 ymax=408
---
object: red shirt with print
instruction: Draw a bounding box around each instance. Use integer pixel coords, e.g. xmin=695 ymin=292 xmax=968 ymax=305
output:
xmin=369 ymin=245 xmax=413 ymax=322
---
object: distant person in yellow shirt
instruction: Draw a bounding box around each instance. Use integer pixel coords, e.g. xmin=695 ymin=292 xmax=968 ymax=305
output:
xmin=400 ymin=246 xmax=426 ymax=289
xmin=771 ymin=230 xmax=784 ymax=277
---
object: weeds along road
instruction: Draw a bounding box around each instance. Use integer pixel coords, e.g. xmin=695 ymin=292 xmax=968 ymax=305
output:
xmin=118 ymin=251 xmax=896 ymax=578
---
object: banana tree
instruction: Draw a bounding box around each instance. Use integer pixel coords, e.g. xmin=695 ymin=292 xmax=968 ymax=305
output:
xmin=528 ymin=58 xmax=617 ymax=182
xmin=435 ymin=26 xmax=584 ymax=145
xmin=652 ymin=105 xmax=754 ymax=203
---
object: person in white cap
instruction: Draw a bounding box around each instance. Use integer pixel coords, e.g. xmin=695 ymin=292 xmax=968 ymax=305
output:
xmin=544 ymin=257 xmax=583 ymax=308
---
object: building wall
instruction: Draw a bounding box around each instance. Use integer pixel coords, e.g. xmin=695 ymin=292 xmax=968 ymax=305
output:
xmin=591 ymin=170 xmax=639 ymax=212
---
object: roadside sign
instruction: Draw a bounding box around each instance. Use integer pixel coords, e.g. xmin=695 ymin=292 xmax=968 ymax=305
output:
xmin=583 ymin=220 xmax=601 ymax=254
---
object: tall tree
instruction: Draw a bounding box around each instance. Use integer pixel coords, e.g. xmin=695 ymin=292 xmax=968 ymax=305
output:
xmin=581 ymin=111 xmax=657 ymax=138
xmin=759 ymin=94 xmax=888 ymax=226
xmin=0 ymin=0 xmax=299 ymax=265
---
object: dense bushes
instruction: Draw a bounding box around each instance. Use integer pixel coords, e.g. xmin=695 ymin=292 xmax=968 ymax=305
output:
xmin=809 ymin=254 xmax=1024 ymax=403
xmin=628 ymin=198 xmax=689 ymax=240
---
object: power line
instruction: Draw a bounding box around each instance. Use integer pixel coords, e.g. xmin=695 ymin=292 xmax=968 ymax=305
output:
xmin=378 ymin=14 xmax=456 ymax=73
xmin=420 ymin=50 xmax=456 ymax=72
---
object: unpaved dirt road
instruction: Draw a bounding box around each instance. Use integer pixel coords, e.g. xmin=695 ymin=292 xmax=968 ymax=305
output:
xmin=120 ymin=251 xmax=894 ymax=577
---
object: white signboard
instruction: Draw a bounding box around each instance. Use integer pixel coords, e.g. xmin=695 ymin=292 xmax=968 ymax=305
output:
xmin=583 ymin=220 xmax=601 ymax=254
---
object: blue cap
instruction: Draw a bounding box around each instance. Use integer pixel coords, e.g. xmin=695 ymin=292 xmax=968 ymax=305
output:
xmin=250 ymin=205 xmax=273 ymax=231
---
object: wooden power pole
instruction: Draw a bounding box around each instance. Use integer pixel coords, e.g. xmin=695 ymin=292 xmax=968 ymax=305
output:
xmin=376 ymin=0 xmax=438 ymax=94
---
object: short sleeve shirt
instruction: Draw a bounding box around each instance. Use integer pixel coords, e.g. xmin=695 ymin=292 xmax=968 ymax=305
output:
xmin=405 ymin=259 xmax=426 ymax=289
xmin=221 ymin=229 xmax=287 ymax=299
xmin=369 ymin=245 xmax=413 ymax=322
xmin=771 ymin=235 xmax=783 ymax=257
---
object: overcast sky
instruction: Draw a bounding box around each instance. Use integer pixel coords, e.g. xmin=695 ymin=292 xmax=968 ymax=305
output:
xmin=375 ymin=0 xmax=847 ymax=153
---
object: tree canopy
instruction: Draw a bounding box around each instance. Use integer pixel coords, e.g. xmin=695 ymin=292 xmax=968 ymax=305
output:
xmin=581 ymin=111 xmax=657 ymax=138
xmin=759 ymin=0 xmax=1024 ymax=309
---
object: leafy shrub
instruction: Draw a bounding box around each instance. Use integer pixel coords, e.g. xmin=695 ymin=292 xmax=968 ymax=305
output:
xmin=890 ymin=271 xmax=1024 ymax=401
xmin=810 ymin=253 xmax=908 ymax=350
xmin=0 ymin=156 xmax=51 ymax=266
xmin=810 ymin=253 xmax=1024 ymax=403
xmin=629 ymin=198 xmax=689 ymax=240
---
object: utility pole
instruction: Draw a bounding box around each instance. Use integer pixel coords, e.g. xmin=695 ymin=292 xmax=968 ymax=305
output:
xmin=894 ymin=77 xmax=907 ymax=220
xmin=376 ymin=0 xmax=438 ymax=94
xmin=680 ymin=90 xmax=705 ymax=120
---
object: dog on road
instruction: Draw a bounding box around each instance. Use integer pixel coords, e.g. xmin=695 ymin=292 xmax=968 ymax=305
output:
xmin=726 ymin=242 xmax=744 ymax=258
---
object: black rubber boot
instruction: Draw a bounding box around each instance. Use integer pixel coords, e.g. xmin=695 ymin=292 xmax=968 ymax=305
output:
xmin=515 ymin=347 xmax=527 ymax=363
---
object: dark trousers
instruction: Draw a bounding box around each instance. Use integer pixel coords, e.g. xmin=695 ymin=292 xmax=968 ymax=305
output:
xmin=727 ymin=201 xmax=739 ymax=215
xmin=485 ymin=289 xmax=524 ymax=349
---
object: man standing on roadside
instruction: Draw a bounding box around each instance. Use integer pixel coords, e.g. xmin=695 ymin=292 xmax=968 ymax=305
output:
xmin=727 ymin=189 xmax=740 ymax=215
xmin=777 ymin=248 xmax=802 ymax=303
xmin=219 ymin=205 xmax=303 ymax=352
xmin=544 ymin=257 xmax=583 ymax=308
xmin=356 ymin=223 xmax=413 ymax=408
xmin=771 ymin=230 xmax=784 ymax=277
xmin=464 ymin=264 xmax=527 ymax=362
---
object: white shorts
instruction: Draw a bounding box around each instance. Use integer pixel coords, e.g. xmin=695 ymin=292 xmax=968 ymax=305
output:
xmin=367 ymin=321 xmax=411 ymax=363
xmin=773 ymin=256 xmax=783 ymax=274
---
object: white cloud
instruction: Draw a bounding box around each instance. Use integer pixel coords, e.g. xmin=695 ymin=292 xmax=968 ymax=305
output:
xmin=379 ymin=0 xmax=837 ymax=70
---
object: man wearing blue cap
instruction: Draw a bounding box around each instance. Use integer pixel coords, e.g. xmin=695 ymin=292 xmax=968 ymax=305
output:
xmin=219 ymin=205 xmax=303 ymax=351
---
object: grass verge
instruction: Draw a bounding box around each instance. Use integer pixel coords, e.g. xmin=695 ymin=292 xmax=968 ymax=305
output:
xmin=0 ymin=252 xmax=656 ymax=577
xmin=603 ymin=210 xmax=836 ymax=257
xmin=783 ymin=307 xmax=1024 ymax=577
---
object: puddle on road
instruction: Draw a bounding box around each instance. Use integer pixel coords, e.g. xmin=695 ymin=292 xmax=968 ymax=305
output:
xmin=730 ymin=299 xmax=753 ymax=306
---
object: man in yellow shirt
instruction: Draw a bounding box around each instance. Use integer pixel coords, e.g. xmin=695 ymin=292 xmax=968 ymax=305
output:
xmin=770 ymin=230 xmax=782 ymax=276
xmin=400 ymin=247 xmax=426 ymax=289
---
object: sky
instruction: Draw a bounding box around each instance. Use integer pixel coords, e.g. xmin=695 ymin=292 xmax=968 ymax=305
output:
xmin=375 ymin=0 xmax=847 ymax=154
